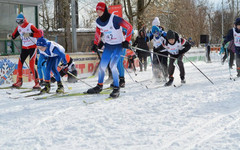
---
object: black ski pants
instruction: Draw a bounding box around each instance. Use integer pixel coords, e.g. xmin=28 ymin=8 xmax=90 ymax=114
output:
xmin=168 ymin=54 xmax=185 ymax=79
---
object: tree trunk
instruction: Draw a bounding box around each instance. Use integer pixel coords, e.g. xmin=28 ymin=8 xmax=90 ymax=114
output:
xmin=137 ymin=0 xmax=144 ymax=30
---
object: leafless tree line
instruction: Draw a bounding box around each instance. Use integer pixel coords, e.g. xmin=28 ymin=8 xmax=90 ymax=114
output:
xmin=38 ymin=0 xmax=240 ymax=51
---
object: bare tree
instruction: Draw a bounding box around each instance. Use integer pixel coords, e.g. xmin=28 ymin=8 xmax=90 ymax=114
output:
xmin=123 ymin=0 xmax=151 ymax=30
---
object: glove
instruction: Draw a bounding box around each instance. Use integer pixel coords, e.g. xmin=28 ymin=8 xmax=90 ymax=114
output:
xmin=61 ymin=64 xmax=68 ymax=74
xmin=23 ymin=33 xmax=30 ymax=38
xmin=98 ymin=41 xmax=104 ymax=49
xmin=7 ymin=34 xmax=12 ymax=40
xmin=122 ymin=41 xmax=130 ymax=49
xmin=91 ymin=44 xmax=98 ymax=52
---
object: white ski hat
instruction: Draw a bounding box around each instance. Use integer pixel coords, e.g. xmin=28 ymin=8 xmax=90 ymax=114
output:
xmin=152 ymin=17 xmax=160 ymax=26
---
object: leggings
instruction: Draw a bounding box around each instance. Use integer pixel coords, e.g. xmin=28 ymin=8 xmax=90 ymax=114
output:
xmin=45 ymin=56 xmax=61 ymax=82
xmin=98 ymin=44 xmax=122 ymax=87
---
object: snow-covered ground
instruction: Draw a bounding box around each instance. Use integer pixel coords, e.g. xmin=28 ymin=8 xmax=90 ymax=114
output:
xmin=1 ymin=53 xmax=240 ymax=150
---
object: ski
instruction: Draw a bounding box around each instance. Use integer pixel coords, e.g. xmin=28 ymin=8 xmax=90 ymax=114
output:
xmin=230 ymin=77 xmax=239 ymax=81
xmin=148 ymin=84 xmax=166 ymax=89
xmin=0 ymin=86 xmax=30 ymax=90
xmin=20 ymin=88 xmax=41 ymax=93
xmin=173 ymin=83 xmax=184 ymax=88
xmin=105 ymin=96 xmax=118 ymax=101
xmin=34 ymin=90 xmax=111 ymax=100
xmin=83 ymin=95 xmax=119 ymax=105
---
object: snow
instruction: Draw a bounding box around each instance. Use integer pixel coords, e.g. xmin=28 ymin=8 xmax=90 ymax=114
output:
xmin=1 ymin=51 xmax=240 ymax=149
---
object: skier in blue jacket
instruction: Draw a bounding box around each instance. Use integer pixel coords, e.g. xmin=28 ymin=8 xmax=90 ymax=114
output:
xmin=36 ymin=37 xmax=68 ymax=94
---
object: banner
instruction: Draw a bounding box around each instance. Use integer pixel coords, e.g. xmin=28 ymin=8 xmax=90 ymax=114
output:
xmin=108 ymin=4 xmax=122 ymax=17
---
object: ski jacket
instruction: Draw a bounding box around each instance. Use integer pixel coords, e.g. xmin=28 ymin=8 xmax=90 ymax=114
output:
xmin=12 ymin=20 xmax=42 ymax=49
xmin=224 ymin=28 xmax=240 ymax=47
xmin=160 ymin=33 xmax=191 ymax=57
xmin=39 ymin=41 xmax=67 ymax=65
xmin=94 ymin=14 xmax=132 ymax=46
xmin=132 ymin=30 xmax=150 ymax=57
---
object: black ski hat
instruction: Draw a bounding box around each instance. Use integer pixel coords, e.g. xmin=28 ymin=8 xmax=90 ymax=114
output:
xmin=235 ymin=18 xmax=240 ymax=26
xmin=166 ymin=30 xmax=175 ymax=40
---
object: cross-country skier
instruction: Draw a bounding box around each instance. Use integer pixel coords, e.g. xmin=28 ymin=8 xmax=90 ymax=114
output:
xmin=36 ymin=37 xmax=68 ymax=94
xmin=86 ymin=2 xmax=132 ymax=98
xmin=223 ymin=18 xmax=240 ymax=77
xmin=7 ymin=13 xmax=42 ymax=89
xmin=160 ymin=30 xmax=191 ymax=86
xmin=149 ymin=24 xmax=168 ymax=80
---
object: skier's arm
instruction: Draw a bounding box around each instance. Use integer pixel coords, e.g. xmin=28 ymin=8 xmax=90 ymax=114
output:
xmin=30 ymin=25 xmax=42 ymax=38
xmin=224 ymin=29 xmax=234 ymax=45
xmin=132 ymin=37 xmax=138 ymax=47
xmin=12 ymin=26 xmax=20 ymax=39
xmin=179 ymin=39 xmax=191 ymax=54
xmin=52 ymin=47 xmax=67 ymax=65
xmin=93 ymin=27 xmax=101 ymax=45
xmin=155 ymin=45 xmax=165 ymax=52
xmin=113 ymin=16 xmax=133 ymax=42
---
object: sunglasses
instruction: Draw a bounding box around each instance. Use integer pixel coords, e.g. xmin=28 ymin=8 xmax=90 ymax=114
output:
xmin=16 ymin=19 xmax=24 ymax=24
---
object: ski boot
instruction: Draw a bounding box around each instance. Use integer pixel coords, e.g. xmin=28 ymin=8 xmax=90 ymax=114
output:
xmin=164 ymin=77 xmax=174 ymax=86
xmin=51 ymin=76 xmax=56 ymax=83
xmin=180 ymin=76 xmax=186 ymax=84
xmin=40 ymin=82 xmax=50 ymax=94
xmin=119 ymin=77 xmax=125 ymax=88
xmin=56 ymin=82 xmax=64 ymax=93
xmin=237 ymin=73 xmax=240 ymax=78
xmin=86 ymin=84 xmax=103 ymax=94
xmin=110 ymin=86 xmax=120 ymax=98
xmin=39 ymin=80 xmax=46 ymax=87
xmin=110 ymin=82 xmax=114 ymax=88
xmin=33 ymin=79 xmax=41 ymax=89
xmin=12 ymin=77 xmax=23 ymax=88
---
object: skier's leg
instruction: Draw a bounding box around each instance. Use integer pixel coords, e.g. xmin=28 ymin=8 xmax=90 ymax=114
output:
xmin=177 ymin=55 xmax=185 ymax=82
xmin=98 ymin=47 xmax=112 ymax=84
xmin=109 ymin=46 xmax=122 ymax=87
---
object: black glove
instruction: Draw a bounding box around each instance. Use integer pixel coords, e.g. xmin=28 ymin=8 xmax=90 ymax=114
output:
xmin=61 ymin=64 xmax=68 ymax=74
xmin=122 ymin=41 xmax=130 ymax=49
xmin=91 ymin=44 xmax=98 ymax=52
xmin=98 ymin=41 xmax=104 ymax=49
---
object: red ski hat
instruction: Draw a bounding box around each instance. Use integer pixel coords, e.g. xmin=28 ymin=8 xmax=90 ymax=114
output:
xmin=96 ymin=2 xmax=106 ymax=12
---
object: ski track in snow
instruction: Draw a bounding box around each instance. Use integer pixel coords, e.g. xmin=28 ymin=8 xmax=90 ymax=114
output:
xmin=1 ymin=54 xmax=240 ymax=149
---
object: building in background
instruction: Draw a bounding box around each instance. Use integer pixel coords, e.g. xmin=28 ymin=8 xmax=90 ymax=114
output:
xmin=0 ymin=0 xmax=42 ymax=55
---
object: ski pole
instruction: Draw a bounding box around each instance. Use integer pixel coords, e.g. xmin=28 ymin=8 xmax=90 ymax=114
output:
xmin=91 ymin=49 xmax=102 ymax=76
xmin=131 ymin=46 xmax=179 ymax=61
xmin=12 ymin=40 xmax=32 ymax=70
xmin=130 ymin=48 xmax=148 ymax=70
xmin=66 ymin=70 xmax=93 ymax=88
xmin=120 ymin=55 xmax=137 ymax=76
xmin=60 ymin=77 xmax=72 ymax=90
xmin=124 ymin=66 xmax=148 ymax=89
xmin=183 ymin=55 xmax=214 ymax=85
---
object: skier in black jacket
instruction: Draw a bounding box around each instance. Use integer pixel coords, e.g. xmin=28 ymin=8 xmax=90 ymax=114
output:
xmin=223 ymin=18 xmax=240 ymax=77
xmin=132 ymin=29 xmax=150 ymax=71
xmin=159 ymin=30 xmax=191 ymax=86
